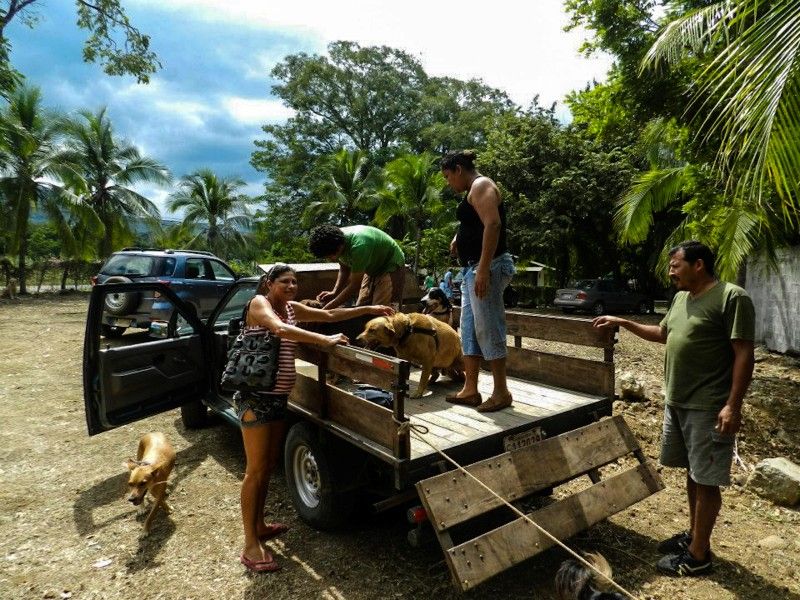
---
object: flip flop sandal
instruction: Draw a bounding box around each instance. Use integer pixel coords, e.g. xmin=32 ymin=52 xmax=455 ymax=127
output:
xmin=240 ymin=554 xmax=281 ymax=573
xmin=259 ymin=522 xmax=289 ymax=541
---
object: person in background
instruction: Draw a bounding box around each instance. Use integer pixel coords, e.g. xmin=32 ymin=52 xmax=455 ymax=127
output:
xmin=440 ymin=149 xmax=515 ymax=413
xmin=309 ymin=224 xmax=405 ymax=309
xmin=594 ymin=241 xmax=755 ymax=577
xmin=439 ymin=269 xmax=453 ymax=299
xmin=423 ymin=272 xmax=436 ymax=291
xmin=237 ymin=264 xmax=394 ymax=573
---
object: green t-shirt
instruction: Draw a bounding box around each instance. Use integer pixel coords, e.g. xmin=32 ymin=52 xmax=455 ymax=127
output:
xmin=339 ymin=225 xmax=405 ymax=276
xmin=659 ymin=282 xmax=755 ymax=410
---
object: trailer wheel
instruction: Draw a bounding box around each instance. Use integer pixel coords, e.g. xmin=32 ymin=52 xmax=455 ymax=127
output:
xmin=284 ymin=422 xmax=355 ymax=530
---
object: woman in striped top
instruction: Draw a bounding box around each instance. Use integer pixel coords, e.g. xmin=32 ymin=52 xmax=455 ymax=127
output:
xmin=238 ymin=264 xmax=393 ymax=573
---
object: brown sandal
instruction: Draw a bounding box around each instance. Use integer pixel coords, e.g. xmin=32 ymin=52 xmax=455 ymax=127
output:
xmin=445 ymin=393 xmax=482 ymax=407
xmin=476 ymin=392 xmax=513 ymax=412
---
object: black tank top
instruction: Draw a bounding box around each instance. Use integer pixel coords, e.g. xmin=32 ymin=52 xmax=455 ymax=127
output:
xmin=455 ymin=177 xmax=508 ymax=266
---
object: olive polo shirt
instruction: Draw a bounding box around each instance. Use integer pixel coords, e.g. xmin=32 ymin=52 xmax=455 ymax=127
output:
xmin=659 ymin=282 xmax=755 ymax=411
xmin=339 ymin=225 xmax=404 ymax=276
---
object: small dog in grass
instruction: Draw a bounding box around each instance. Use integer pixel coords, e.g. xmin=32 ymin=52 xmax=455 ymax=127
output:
xmin=124 ymin=432 xmax=175 ymax=534
xmin=555 ymin=552 xmax=626 ymax=600
xmin=1 ymin=278 xmax=17 ymax=299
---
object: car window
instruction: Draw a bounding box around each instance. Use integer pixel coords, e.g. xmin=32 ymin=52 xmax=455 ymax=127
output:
xmin=211 ymin=283 xmax=259 ymax=330
xmin=157 ymin=257 xmax=176 ymax=276
xmin=102 ymin=255 xmax=157 ymax=276
xmin=209 ymin=260 xmax=235 ymax=281
xmin=185 ymin=258 xmax=209 ymax=280
xmin=574 ymin=279 xmax=596 ymax=290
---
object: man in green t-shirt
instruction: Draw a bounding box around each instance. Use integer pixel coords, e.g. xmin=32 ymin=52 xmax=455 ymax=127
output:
xmin=309 ymin=224 xmax=405 ymax=308
xmin=593 ymin=241 xmax=755 ymax=578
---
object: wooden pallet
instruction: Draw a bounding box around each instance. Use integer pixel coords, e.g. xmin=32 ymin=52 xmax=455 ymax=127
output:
xmin=415 ymin=415 xmax=664 ymax=591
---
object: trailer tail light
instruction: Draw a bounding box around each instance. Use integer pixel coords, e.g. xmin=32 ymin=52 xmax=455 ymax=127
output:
xmin=576 ymin=291 xmax=587 ymax=300
xmin=90 ymin=275 xmax=98 ymax=286
xmin=407 ymin=506 xmax=428 ymax=524
xmin=153 ymin=280 xmax=172 ymax=298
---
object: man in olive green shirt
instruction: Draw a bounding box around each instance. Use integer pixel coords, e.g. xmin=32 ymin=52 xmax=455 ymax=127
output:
xmin=594 ymin=241 xmax=755 ymax=578
xmin=309 ymin=224 xmax=405 ymax=309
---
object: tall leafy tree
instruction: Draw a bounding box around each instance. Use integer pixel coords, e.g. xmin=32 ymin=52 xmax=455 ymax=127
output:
xmin=303 ymin=148 xmax=379 ymax=226
xmin=0 ymin=0 xmax=160 ymax=96
xmin=0 ymin=85 xmax=95 ymax=293
xmin=168 ymin=169 xmax=253 ymax=259
xmin=373 ymin=152 xmax=445 ymax=274
xmin=58 ymin=106 xmax=170 ymax=258
xmin=642 ymin=0 xmax=800 ymax=220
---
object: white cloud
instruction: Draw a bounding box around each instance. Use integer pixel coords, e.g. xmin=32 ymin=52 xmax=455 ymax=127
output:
xmin=222 ymin=96 xmax=295 ymax=125
xmin=132 ymin=0 xmax=611 ymax=108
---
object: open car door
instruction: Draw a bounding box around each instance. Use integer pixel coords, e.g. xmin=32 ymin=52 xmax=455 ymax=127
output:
xmin=83 ymin=282 xmax=210 ymax=435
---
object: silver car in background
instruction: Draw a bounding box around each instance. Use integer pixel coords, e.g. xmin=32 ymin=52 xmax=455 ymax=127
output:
xmin=554 ymin=278 xmax=653 ymax=316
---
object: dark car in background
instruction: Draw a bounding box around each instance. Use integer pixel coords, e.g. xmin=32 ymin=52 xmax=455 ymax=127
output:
xmin=554 ymin=278 xmax=653 ymax=316
xmin=92 ymin=248 xmax=237 ymax=337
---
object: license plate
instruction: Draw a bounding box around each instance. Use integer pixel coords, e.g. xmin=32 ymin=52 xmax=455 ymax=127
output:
xmin=113 ymin=318 xmax=132 ymax=327
xmin=503 ymin=427 xmax=545 ymax=452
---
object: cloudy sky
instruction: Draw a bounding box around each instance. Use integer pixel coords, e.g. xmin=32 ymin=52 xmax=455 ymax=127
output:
xmin=8 ymin=0 xmax=612 ymax=212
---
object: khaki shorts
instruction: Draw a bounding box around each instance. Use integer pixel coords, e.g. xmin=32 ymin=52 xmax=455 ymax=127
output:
xmin=660 ymin=405 xmax=735 ymax=487
xmin=356 ymin=268 xmax=405 ymax=307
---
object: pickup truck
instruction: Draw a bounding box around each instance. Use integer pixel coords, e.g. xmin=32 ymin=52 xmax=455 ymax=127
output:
xmin=83 ymin=275 xmax=662 ymax=589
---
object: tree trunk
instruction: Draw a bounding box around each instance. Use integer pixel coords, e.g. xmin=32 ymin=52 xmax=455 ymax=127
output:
xmin=61 ymin=264 xmax=70 ymax=291
xmin=17 ymin=235 xmax=27 ymax=295
xmin=413 ymin=227 xmax=421 ymax=276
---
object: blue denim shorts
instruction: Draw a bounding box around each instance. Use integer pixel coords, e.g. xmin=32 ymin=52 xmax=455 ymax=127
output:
xmin=459 ymin=253 xmax=515 ymax=360
xmin=660 ymin=405 xmax=735 ymax=487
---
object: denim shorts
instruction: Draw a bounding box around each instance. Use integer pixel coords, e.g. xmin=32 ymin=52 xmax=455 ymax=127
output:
xmin=234 ymin=391 xmax=289 ymax=426
xmin=660 ymin=405 xmax=735 ymax=487
xmin=459 ymin=253 xmax=515 ymax=361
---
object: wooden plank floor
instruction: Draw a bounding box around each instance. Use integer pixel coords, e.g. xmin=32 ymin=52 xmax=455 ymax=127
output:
xmin=292 ymin=361 xmax=607 ymax=461
xmin=402 ymin=369 xmax=606 ymax=459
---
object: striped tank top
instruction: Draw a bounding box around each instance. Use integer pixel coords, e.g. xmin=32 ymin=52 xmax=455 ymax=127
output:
xmin=245 ymin=300 xmax=297 ymax=394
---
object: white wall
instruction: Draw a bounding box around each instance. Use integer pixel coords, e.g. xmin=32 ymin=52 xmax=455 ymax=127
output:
xmin=746 ymin=246 xmax=800 ymax=354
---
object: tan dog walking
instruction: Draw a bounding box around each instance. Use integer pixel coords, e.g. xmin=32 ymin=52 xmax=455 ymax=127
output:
xmin=124 ymin=432 xmax=176 ymax=534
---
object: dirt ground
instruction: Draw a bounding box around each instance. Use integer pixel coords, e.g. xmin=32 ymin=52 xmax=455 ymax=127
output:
xmin=1 ymin=293 xmax=798 ymax=600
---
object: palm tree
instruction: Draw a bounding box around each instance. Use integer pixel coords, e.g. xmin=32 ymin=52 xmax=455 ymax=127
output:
xmin=373 ymin=152 xmax=445 ymax=274
xmin=642 ymin=0 xmax=800 ymax=220
xmin=168 ymin=169 xmax=253 ymax=259
xmin=57 ymin=107 xmax=170 ymax=257
xmin=614 ymin=119 xmax=783 ymax=281
xmin=303 ymin=148 xmax=379 ymax=226
xmin=0 ymin=85 xmax=94 ymax=293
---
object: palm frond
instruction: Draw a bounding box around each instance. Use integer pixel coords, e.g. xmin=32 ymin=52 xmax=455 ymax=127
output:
xmin=615 ymin=167 xmax=687 ymax=244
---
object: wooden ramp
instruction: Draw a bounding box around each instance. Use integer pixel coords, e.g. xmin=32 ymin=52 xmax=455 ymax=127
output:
xmin=415 ymin=415 xmax=664 ymax=591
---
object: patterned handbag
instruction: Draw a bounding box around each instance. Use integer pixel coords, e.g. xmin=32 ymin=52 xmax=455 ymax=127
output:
xmin=220 ymin=300 xmax=281 ymax=392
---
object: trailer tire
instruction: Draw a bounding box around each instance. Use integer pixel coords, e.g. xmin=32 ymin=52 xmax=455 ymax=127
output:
xmin=284 ymin=422 xmax=355 ymax=530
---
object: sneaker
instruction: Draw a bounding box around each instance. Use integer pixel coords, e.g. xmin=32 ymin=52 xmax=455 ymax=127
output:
xmin=657 ymin=530 xmax=692 ymax=554
xmin=656 ymin=549 xmax=712 ymax=577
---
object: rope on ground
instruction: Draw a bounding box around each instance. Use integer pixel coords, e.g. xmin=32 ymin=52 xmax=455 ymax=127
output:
xmin=399 ymin=420 xmax=640 ymax=600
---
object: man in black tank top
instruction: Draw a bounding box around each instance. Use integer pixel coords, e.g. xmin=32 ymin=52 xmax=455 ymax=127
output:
xmin=441 ymin=150 xmax=516 ymax=412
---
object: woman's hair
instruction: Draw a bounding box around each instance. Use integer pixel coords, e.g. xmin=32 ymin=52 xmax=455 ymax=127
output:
xmin=309 ymin=224 xmax=345 ymax=258
xmin=440 ymin=150 xmax=477 ymax=171
xmin=257 ymin=263 xmax=296 ymax=294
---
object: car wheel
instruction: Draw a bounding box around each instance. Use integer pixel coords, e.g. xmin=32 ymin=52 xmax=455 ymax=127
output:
xmin=637 ymin=300 xmax=651 ymax=315
xmin=103 ymin=276 xmax=141 ymax=315
xmin=100 ymin=324 xmax=126 ymax=338
xmin=592 ymin=302 xmax=605 ymax=316
xmin=181 ymin=399 xmax=208 ymax=429
xmin=284 ymin=422 xmax=356 ymax=530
